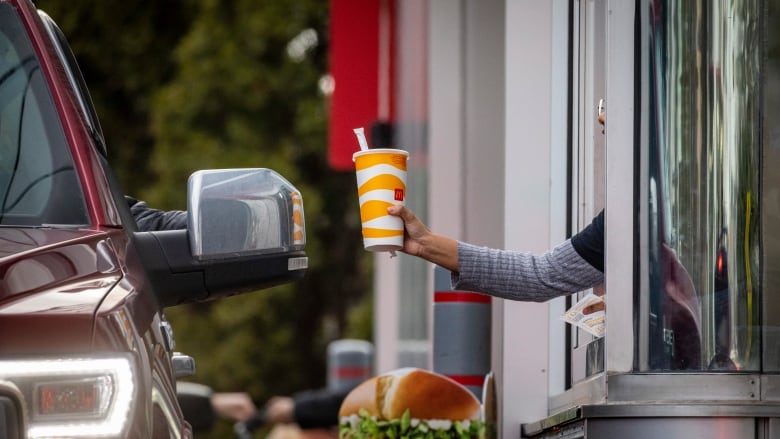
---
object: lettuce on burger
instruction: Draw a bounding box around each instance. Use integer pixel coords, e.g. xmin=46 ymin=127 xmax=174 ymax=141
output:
xmin=339 ymin=368 xmax=485 ymax=438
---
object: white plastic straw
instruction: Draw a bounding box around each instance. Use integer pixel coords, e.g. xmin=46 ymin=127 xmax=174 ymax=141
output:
xmin=353 ymin=127 xmax=369 ymax=151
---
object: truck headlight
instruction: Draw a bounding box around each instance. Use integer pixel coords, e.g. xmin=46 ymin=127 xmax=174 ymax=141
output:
xmin=0 ymin=356 xmax=135 ymax=438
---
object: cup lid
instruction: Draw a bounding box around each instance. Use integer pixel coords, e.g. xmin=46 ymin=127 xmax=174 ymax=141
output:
xmin=352 ymin=148 xmax=409 ymax=160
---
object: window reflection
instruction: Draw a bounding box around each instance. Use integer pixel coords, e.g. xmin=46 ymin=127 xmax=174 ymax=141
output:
xmin=646 ymin=0 xmax=761 ymax=371
xmin=0 ymin=4 xmax=88 ymax=227
xmin=762 ymin=0 xmax=780 ymax=373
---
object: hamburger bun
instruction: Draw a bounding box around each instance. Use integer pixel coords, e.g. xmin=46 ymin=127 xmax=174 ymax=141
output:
xmin=339 ymin=367 xmax=481 ymax=421
xmin=339 ymin=376 xmax=381 ymax=418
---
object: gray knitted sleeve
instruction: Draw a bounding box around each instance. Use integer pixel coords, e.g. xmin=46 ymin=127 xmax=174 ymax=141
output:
xmin=450 ymin=240 xmax=604 ymax=302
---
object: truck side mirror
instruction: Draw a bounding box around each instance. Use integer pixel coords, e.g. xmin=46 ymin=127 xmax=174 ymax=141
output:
xmin=131 ymin=168 xmax=308 ymax=307
xmin=188 ymin=169 xmax=305 ymax=260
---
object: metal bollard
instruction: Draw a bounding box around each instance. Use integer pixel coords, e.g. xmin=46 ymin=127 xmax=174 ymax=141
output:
xmin=327 ymin=339 xmax=374 ymax=393
xmin=433 ymin=266 xmax=491 ymax=399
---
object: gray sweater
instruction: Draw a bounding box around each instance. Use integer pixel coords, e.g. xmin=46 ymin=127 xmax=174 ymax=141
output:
xmin=451 ymin=240 xmax=604 ymax=302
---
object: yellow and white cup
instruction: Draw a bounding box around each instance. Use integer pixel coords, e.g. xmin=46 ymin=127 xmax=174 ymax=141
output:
xmin=353 ymin=148 xmax=409 ymax=252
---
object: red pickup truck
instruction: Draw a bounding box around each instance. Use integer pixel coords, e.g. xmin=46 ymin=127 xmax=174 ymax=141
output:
xmin=0 ymin=1 xmax=308 ymax=437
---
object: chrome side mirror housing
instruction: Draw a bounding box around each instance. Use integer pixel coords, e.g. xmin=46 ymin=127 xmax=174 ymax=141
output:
xmin=187 ymin=168 xmax=305 ymax=260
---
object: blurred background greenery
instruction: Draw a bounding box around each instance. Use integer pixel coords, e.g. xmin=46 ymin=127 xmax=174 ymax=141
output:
xmin=34 ymin=0 xmax=373 ymax=437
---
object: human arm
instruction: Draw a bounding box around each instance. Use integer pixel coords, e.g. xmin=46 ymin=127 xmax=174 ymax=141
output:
xmin=211 ymin=388 xmax=347 ymax=430
xmin=388 ymin=205 xmax=605 ymax=302
xmin=452 ymin=240 xmax=603 ymax=301
xmin=210 ymin=392 xmax=257 ymax=423
xmin=454 ymin=210 xmax=604 ymax=301
xmin=264 ymin=396 xmax=295 ymax=424
xmin=290 ymin=387 xmax=350 ymax=429
xmin=257 ymin=390 xmax=346 ymax=429
xmin=386 ymin=205 xmax=458 ymax=271
xmin=125 ymin=195 xmax=188 ymax=231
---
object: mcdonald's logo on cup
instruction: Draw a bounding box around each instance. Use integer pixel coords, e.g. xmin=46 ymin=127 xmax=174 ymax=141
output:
xmin=352 ymin=148 xmax=409 ymax=253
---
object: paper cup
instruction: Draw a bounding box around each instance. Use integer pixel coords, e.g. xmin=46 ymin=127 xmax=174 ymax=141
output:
xmin=353 ymin=148 xmax=409 ymax=252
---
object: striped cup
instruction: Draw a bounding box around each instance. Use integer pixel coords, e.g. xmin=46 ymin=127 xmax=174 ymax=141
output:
xmin=353 ymin=148 xmax=409 ymax=252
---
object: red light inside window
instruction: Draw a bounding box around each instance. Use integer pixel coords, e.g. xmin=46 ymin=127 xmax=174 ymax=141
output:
xmin=38 ymin=382 xmax=99 ymax=415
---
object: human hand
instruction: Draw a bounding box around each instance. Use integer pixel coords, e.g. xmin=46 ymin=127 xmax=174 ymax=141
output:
xmin=583 ymin=285 xmax=606 ymax=314
xmin=386 ymin=205 xmax=459 ymax=271
xmin=582 ymin=298 xmax=605 ymax=314
xmin=264 ymin=396 xmax=295 ymax=425
xmin=597 ymin=99 xmax=606 ymax=134
xmin=386 ymin=205 xmax=432 ymax=257
xmin=210 ymin=392 xmax=257 ymax=423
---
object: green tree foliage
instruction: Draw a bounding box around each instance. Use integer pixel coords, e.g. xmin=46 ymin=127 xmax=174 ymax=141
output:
xmin=35 ymin=0 xmax=373 ymax=436
xmin=35 ymin=0 xmax=196 ymax=191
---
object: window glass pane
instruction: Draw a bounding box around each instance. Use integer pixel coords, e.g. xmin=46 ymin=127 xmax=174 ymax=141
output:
xmin=569 ymin=0 xmax=607 ymax=385
xmin=762 ymin=0 xmax=780 ymax=373
xmin=646 ymin=0 xmax=761 ymax=372
xmin=0 ymin=4 xmax=88 ymax=227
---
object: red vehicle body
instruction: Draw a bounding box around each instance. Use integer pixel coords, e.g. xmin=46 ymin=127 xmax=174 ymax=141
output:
xmin=0 ymin=1 xmax=307 ymax=437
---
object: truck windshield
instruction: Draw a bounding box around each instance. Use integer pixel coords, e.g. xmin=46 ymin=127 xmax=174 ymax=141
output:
xmin=0 ymin=4 xmax=88 ymax=227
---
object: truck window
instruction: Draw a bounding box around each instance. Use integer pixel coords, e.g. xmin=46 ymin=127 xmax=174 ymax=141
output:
xmin=0 ymin=4 xmax=89 ymax=227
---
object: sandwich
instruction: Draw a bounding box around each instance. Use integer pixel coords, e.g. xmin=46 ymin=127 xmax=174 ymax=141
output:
xmin=338 ymin=367 xmax=484 ymax=438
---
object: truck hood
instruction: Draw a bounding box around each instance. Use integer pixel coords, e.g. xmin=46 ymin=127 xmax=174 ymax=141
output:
xmin=0 ymin=228 xmax=123 ymax=353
